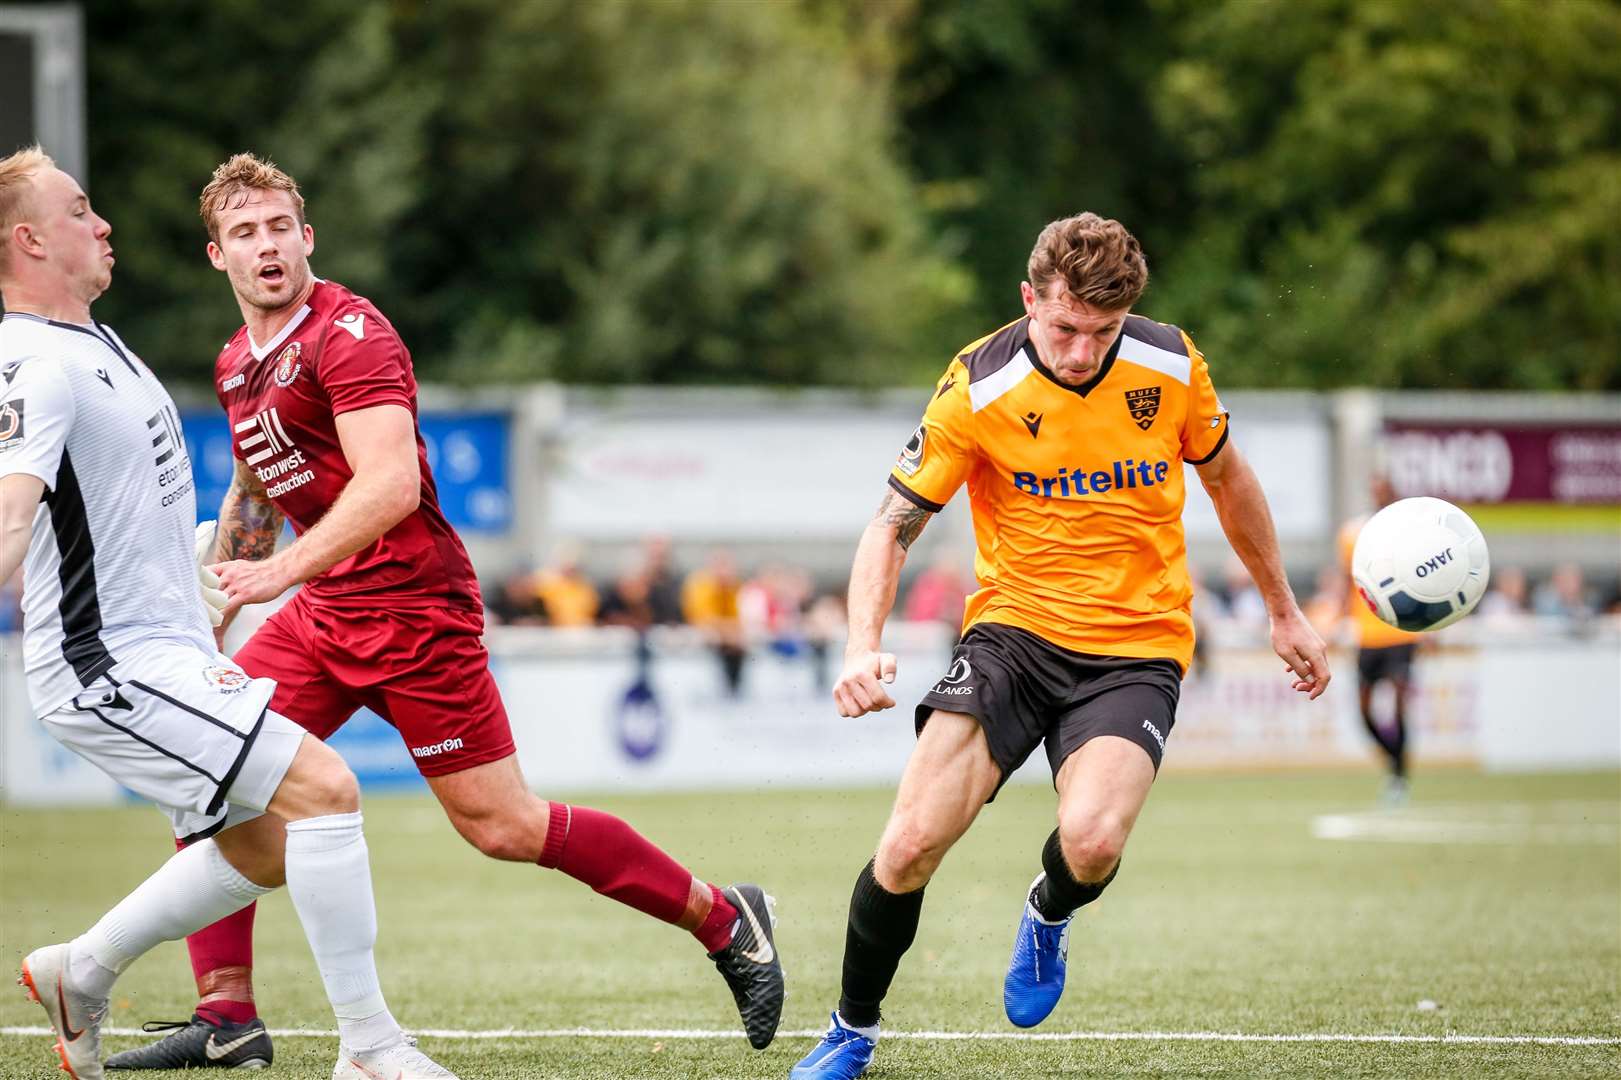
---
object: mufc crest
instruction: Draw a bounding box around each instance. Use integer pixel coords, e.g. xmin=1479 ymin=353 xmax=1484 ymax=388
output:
xmin=272 ymin=341 xmax=303 ymax=387
xmin=1125 ymin=386 xmax=1161 ymax=430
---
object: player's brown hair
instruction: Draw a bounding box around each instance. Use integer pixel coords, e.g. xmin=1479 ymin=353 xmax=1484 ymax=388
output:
xmin=1027 ymin=212 xmax=1148 ymax=311
xmin=199 ymin=152 xmax=305 ymax=243
xmin=0 ymin=146 xmax=57 ymax=277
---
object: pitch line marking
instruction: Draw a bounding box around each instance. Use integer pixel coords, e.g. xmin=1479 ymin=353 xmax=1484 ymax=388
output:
xmin=2 ymin=1026 xmax=1616 ymax=1046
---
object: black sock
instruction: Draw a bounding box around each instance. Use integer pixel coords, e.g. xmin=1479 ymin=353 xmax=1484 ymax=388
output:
xmin=1032 ymin=828 xmax=1118 ymax=922
xmin=1362 ymin=710 xmax=1405 ymax=778
xmin=837 ymin=858 xmax=924 ymax=1028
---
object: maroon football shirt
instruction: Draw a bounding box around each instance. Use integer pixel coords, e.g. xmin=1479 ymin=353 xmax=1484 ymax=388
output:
xmin=213 ymin=279 xmax=480 ymax=609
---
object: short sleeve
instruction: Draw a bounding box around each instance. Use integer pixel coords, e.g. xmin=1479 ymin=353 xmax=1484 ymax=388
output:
xmin=0 ymin=358 xmax=75 ymax=491
xmin=317 ymin=307 xmax=414 ymax=418
xmin=1180 ymin=336 xmax=1230 ymax=465
xmin=888 ymin=360 xmax=978 ymax=512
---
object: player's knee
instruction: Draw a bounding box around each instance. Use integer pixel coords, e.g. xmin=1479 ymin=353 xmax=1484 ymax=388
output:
xmin=453 ymin=809 xmax=543 ymax=863
xmin=1058 ymin=813 xmax=1128 ymax=881
xmin=302 ymin=742 xmax=360 ymax=815
xmin=876 ymin=822 xmax=950 ymax=890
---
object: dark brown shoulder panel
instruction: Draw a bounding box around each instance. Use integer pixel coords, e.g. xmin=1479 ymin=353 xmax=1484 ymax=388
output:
xmin=1122 ymin=314 xmax=1189 ymax=356
xmin=961 ymin=318 xmax=1032 ymax=384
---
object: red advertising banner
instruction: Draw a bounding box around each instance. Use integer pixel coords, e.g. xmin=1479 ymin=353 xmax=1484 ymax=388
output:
xmin=1383 ymin=423 xmax=1621 ymax=504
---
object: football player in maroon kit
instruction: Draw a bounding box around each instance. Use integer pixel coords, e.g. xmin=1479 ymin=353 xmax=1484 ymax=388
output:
xmin=105 ymin=155 xmax=783 ymax=1072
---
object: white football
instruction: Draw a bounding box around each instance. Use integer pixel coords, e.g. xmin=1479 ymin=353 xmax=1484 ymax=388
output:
xmin=1351 ymin=497 xmax=1491 ymax=632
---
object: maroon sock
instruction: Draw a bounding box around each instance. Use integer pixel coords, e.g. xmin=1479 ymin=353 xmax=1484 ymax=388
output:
xmin=694 ymin=884 xmax=740 ymax=953
xmin=538 ymin=802 xmax=733 ymax=947
xmin=176 ymin=839 xmax=259 ymax=1025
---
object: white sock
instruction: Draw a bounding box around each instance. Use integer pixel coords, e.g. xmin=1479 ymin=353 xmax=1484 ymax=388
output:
xmin=836 ymin=1011 xmax=880 ymax=1041
xmin=70 ymin=839 xmax=271 ymax=999
xmin=283 ymin=812 xmax=402 ymax=1053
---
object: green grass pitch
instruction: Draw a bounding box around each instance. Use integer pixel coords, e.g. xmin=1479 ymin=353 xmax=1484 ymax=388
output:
xmin=2 ymin=769 xmax=1617 ymax=1078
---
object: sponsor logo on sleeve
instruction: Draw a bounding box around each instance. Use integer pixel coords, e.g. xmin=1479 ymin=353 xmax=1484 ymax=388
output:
xmin=897 ymin=424 xmax=925 ymax=476
xmin=221 ymin=372 xmax=246 ymax=392
xmin=335 ymin=312 xmax=366 ymax=341
xmin=0 ymin=400 xmax=24 ymax=452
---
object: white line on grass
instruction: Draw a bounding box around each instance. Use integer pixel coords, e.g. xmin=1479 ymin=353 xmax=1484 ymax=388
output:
xmin=2 ymin=1026 xmax=1616 ymax=1046
xmin=1311 ymin=806 xmax=1621 ymax=846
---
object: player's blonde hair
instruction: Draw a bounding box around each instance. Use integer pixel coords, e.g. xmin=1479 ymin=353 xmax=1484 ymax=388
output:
xmin=199 ymin=152 xmax=305 ymax=243
xmin=0 ymin=146 xmax=57 ymax=277
xmin=1027 ymin=212 xmax=1149 ymax=311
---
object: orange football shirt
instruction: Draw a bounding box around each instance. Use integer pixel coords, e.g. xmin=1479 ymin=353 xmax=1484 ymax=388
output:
xmin=888 ymin=315 xmax=1229 ymax=672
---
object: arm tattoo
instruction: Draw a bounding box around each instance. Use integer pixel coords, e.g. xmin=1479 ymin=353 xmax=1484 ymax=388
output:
xmin=220 ymin=461 xmax=285 ymax=562
xmin=874 ymin=489 xmax=932 ymax=551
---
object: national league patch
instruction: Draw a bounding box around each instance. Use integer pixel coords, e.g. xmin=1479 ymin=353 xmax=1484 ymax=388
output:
xmin=897 ymin=423 xmax=925 ymax=476
xmin=0 ymin=399 xmax=24 ymax=453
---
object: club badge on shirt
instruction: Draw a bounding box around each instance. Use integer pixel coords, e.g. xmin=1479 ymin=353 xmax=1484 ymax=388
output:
xmin=273 ymin=342 xmax=303 ymax=388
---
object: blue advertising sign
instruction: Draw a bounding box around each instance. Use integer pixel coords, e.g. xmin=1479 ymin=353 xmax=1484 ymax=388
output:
xmin=180 ymin=409 xmax=511 ymax=533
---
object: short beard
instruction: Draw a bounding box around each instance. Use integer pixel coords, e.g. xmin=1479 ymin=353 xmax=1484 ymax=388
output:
xmin=236 ymin=263 xmax=309 ymax=313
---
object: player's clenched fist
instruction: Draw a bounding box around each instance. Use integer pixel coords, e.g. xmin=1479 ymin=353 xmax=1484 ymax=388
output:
xmin=833 ymin=649 xmax=899 ymax=717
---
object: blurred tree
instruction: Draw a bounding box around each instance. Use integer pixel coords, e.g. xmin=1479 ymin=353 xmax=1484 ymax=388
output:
xmin=1149 ymin=0 xmax=1621 ymax=389
xmin=884 ymin=0 xmax=1190 ymax=356
xmin=79 ymin=0 xmax=358 ymax=380
xmin=69 ymin=0 xmax=1620 ymax=391
xmin=80 ymin=0 xmax=966 ymax=387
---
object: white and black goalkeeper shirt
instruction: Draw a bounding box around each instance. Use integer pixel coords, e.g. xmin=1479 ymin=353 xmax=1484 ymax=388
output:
xmin=0 ymin=312 xmax=214 ymax=716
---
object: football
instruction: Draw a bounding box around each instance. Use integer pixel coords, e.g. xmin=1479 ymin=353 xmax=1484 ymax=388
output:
xmin=1351 ymin=496 xmax=1491 ymax=632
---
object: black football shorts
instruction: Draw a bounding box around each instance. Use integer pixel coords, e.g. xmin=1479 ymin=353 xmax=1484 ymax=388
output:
xmin=1357 ymin=643 xmax=1417 ymax=685
xmin=915 ymin=622 xmax=1181 ymax=797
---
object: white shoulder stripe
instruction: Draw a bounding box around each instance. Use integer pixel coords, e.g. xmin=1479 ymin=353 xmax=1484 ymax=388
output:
xmin=1117 ymin=335 xmax=1191 ymax=386
xmin=248 ymin=304 xmax=313 ymax=362
xmin=969 ymin=348 xmax=1035 ymax=413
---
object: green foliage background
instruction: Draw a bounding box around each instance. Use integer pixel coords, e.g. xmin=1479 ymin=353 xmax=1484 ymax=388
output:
xmin=67 ymin=0 xmax=1621 ymax=389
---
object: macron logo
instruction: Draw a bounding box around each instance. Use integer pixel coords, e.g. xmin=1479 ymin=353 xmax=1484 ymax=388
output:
xmin=1141 ymin=719 xmax=1166 ymax=752
xmin=335 ymin=312 xmax=366 ymax=341
xmin=411 ymin=737 xmax=464 ymax=759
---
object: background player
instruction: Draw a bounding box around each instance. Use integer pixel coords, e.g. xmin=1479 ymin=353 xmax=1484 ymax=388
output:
xmin=105 ymin=154 xmax=783 ymax=1071
xmin=0 ymin=147 xmax=454 ymax=1080
xmin=1337 ymin=475 xmax=1420 ymax=804
xmin=790 ymin=213 xmax=1330 ymax=1079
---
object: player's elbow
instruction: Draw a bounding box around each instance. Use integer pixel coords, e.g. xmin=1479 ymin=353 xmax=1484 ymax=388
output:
xmin=380 ymin=469 xmax=420 ymax=523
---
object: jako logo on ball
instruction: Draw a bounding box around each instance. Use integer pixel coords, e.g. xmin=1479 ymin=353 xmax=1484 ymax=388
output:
xmin=1413 ymin=548 xmax=1454 ymax=577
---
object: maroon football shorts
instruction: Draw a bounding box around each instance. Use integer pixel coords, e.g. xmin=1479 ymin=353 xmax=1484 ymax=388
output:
xmin=233 ymin=590 xmax=516 ymax=778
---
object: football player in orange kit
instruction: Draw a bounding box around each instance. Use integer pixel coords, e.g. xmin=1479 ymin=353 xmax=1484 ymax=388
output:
xmin=790 ymin=213 xmax=1330 ymax=1080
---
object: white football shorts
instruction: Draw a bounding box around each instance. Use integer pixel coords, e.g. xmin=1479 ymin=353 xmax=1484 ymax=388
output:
xmin=38 ymin=638 xmax=306 ymax=842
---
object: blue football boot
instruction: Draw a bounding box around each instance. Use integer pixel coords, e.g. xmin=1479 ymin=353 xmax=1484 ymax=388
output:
xmin=788 ymin=1011 xmax=877 ymax=1079
xmin=1003 ymin=873 xmax=1073 ymax=1028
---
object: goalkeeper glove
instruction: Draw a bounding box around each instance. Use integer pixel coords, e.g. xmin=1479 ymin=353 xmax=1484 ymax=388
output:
xmin=195 ymin=520 xmax=230 ymax=628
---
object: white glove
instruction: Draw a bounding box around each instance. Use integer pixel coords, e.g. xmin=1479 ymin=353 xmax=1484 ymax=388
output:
xmin=195 ymin=521 xmax=229 ymax=628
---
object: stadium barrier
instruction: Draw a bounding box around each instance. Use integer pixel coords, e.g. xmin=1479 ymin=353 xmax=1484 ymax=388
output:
xmin=2 ymin=623 xmax=1615 ymax=806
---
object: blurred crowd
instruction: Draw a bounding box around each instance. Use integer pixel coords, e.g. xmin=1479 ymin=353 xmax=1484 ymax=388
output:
xmin=0 ymin=541 xmax=1611 ymax=670
xmin=1206 ymin=557 xmax=1621 ymax=637
xmin=485 ymin=537 xmax=855 ymax=696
